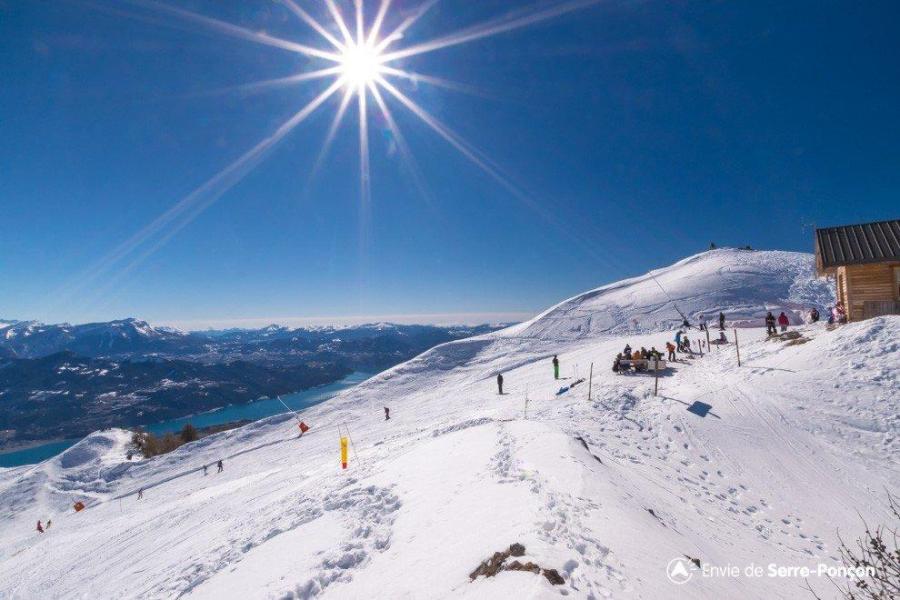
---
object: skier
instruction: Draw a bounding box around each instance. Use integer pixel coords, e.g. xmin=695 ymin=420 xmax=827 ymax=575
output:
xmin=202 ymin=465 xmax=208 ymax=476
xmin=698 ymin=314 xmax=706 ymax=331
xmin=496 ymin=373 xmax=504 ymax=395
xmin=778 ymin=312 xmax=789 ymax=333
xmin=765 ymin=312 xmax=777 ymax=336
xmin=384 ymin=406 xmax=390 ymax=420
xmin=666 ymin=342 xmax=676 ymax=362
xmin=137 ymin=488 xmax=143 ymax=500
xmin=719 ymin=312 xmax=726 ymax=330
xmin=552 ymin=355 xmax=559 ymax=380
xmin=809 ymin=307 xmax=820 ymax=323
xmin=36 ymin=520 xmax=44 ymax=534
xmin=674 ymin=330 xmax=683 ymax=352
xmin=217 ymin=459 xmax=224 ymax=473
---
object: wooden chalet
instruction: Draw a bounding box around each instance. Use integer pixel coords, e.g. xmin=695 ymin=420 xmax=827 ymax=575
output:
xmin=814 ymin=219 xmax=900 ymax=321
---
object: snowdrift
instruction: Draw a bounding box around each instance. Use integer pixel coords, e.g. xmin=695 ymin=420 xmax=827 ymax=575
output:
xmin=1 ymin=250 xmax=895 ymax=600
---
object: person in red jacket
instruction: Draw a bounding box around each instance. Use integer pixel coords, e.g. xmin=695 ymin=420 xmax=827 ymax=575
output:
xmin=778 ymin=312 xmax=789 ymax=332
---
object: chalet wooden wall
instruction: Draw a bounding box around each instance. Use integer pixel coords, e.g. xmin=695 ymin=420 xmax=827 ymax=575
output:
xmin=843 ymin=262 xmax=900 ymax=321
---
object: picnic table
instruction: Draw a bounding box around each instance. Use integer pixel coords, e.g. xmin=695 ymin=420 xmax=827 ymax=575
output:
xmin=619 ymin=358 xmax=667 ymax=371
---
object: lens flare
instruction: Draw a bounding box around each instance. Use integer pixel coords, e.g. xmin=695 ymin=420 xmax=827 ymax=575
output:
xmin=61 ymin=0 xmax=606 ymax=308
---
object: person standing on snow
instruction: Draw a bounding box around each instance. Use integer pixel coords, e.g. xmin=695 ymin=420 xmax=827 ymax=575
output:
xmin=36 ymin=520 xmax=44 ymax=534
xmin=666 ymin=342 xmax=676 ymax=362
xmin=202 ymin=465 xmax=208 ymax=476
xmin=778 ymin=312 xmax=789 ymax=332
xmin=809 ymin=307 xmax=820 ymax=323
xmin=384 ymin=406 xmax=390 ymax=420
xmin=674 ymin=330 xmax=683 ymax=351
xmin=497 ymin=373 xmax=504 ymax=395
xmin=552 ymin=355 xmax=560 ymax=380
xmin=137 ymin=488 xmax=143 ymax=500
xmin=217 ymin=460 xmax=224 ymax=473
xmin=719 ymin=312 xmax=726 ymax=330
xmin=698 ymin=314 xmax=706 ymax=331
xmin=765 ymin=312 xmax=777 ymax=336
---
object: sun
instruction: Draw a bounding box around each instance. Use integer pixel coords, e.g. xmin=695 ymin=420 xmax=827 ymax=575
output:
xmin=339 ymin=41 xmax=384 ymax=90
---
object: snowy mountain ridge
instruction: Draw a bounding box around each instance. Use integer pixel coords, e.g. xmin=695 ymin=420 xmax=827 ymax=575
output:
xmin=0 ymin=248 xmax=895 ymax=600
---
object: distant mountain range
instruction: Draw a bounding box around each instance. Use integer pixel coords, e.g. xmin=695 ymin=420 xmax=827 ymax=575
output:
xmin=0 ymin=319 xmax=509 ymax=448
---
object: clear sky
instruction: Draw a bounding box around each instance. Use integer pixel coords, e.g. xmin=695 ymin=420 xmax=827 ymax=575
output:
xmin=2 ymin=0 xmax=898 ymax=328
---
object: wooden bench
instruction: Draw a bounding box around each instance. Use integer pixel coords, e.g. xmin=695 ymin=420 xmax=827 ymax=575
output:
xmin=619 ymin=358 xmax=667 ymax=371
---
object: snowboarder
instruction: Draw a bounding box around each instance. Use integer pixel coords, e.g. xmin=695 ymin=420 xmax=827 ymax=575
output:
xmin=137 ymin=488 xmax=143 ymax=500
xmin=202 ymin=465 xmax=208 ymax=476
xmin=552 ymin=355 xmax=559 ymax=380
xmin=719 ymin=312 xmax=726 ymax=330
xmin=765 ymin=312 xmax=777 ymax=336
xmin=36 ymin=520 xmax=44 ymax=534
xmin=496 ymin=373 xmax=504 ymax=395
xmin=217 ymin=460 xmax=224 ymax=473
xmin=384 ymin=406 xmax=390 ymax=420
xmin=666 ymin=342 xmax=676 ymax=362
xmin=809 ymin=307 xmax=820 ymax=323
xmin=778 ymin=312 xmax=789 ymax=332
xmin=698 ymin=314 xmax=706 ymax=330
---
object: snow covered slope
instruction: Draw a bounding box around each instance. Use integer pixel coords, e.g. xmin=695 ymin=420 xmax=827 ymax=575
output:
xmin=1 ymin=249 xmax=895 ymax=600
xmin=505 ymin=248 xmax=833 ymax=340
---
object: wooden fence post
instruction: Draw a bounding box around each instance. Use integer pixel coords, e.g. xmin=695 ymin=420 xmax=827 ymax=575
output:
xmin=654 ymin=357 xmax=659 ymax=396
xmin=587 ymin=362 xmax=593 ymax=402
xmin=705 ymin=327 xmax=711 ymax=352
xmin=734 ymin=328 xmax=741 ymax=367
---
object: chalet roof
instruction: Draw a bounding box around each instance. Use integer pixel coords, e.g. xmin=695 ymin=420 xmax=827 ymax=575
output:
xmin=815 ymin=219 xmax=900 ymax=271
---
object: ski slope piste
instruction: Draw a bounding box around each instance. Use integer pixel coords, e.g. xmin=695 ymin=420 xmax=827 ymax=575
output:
xmin=1 ymin=248 xmax=897 ymax=599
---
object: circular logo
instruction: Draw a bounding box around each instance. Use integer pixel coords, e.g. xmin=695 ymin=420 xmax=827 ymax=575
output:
xmin=666 ymin=557 xmax=694 ymax=584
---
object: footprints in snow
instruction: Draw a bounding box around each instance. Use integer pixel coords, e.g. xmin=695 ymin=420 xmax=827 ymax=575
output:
xmin=292 ymin=483 xmax=401 ymax=599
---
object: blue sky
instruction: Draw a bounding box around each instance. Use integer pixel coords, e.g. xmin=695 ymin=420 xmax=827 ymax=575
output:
xmin=1 ymin=0 xmax=898 ymax=329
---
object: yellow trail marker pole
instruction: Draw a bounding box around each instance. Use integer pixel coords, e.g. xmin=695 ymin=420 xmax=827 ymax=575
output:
xmin=340 ymin=435 xmax=349 ymax=469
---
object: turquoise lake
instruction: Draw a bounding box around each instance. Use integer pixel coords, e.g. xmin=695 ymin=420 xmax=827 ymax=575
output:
xmin=0 ymin=371 xmax=370 ymax=468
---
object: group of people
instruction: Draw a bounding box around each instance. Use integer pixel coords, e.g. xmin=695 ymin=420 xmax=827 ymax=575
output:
xmin=765 ymin=311 xmax=791 ymax=336
xmin=612 ymin=344 xmax=664 ymax=373
xmin=683 ymin=312 xmax=727 ymax=331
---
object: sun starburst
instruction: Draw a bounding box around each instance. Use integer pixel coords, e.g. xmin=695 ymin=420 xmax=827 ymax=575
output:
xmin=60 ymin=0 xmax=605 ymax=309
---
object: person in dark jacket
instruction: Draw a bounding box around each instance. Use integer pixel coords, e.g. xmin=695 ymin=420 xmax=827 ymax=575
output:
xmin=719 ymin=312 xmax=726 ymax=330
xmin=384 ymin=406 xmax=390 ymax=420
xmin=36 ymin=520 xmax=44 ymax=534
xmin=217 ymin=460 xmax=224 ymax=473
xmin=497 ymin=373 xmax=504 ymax=395
xmin=778 ymin=312 xmax=789 ymax=332
xmin=810 ymin=307 xmax=820 ymax=323
xmin=765 ymin=312 xmax=777 ymax=336
xmin=552 ymin=355 xmax=560 ymax=380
